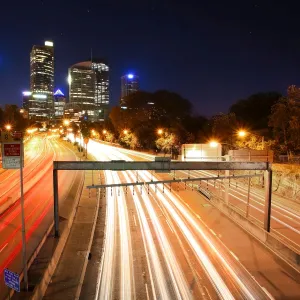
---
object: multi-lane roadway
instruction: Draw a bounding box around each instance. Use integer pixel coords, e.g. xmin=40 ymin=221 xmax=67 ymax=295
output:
xmin=0 ymin=134 xmax=81 ymax=297
xmin=73 ymin=139 xmax=271 ymax=300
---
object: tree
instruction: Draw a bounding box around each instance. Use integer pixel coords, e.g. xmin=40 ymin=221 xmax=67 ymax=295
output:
xmin=156 ymin=133 xmax=179 ymax=155
xmin=0 ymin=105 xmax=29 ymax=131
xmin=211 ymin=113 xmax=238 ymax=144
xmin=119 ymin=132 xmax=139 ymax=149
xmin=235 ymin=134 xmax=275 ymax=150
xmin=109 ymin=90 xmax=196 ymax=150
xmin=269 ymin=97 xmax=300 ymax=154
xmin=230 ymin=92 xmax=281 ymax=130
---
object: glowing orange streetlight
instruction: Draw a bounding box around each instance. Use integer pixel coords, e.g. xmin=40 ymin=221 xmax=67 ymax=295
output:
xmin=5 ymin=124 xmax=12 ymax=131
xmin=102 ymin=129 xmax=107 ymax=134
xmin=209 ymin=140 xmax=219 ymax=148
xmin=63 ymin=119 xmax=70 ymax=126
xmin=157 ymin=128 xmax=163 ymax=135
xmin=123 ymin=129 xmax=128 ymax=135
xmin=238 ymin=130 xmax=247 ymax=138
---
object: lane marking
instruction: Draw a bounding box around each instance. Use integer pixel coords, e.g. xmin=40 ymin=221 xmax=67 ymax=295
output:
xmin=210 ymin=229 xmax=217 ymax=236
xmin=166 ymin=219 xmax=174 ymax=233
xmin=0 ymin=243 xmax=8 ymax=253
xmin=133 ymin=214 xmax=137 ymax=227
xmin=262 ymin=287 xmax=275 ymax=300
xmin=145 ymin=283 xmax=150 ymax=300
xmin=230 ymin=251 xmax=239 ymax=261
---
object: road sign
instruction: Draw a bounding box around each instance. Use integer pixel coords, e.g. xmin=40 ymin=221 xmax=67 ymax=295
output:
xmin=1 ymin=142 xmax=22 ymax=169
xmin=4 ymin=269 xmax=20 ymax=292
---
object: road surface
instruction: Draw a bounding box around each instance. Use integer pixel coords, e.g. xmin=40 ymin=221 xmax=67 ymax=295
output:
xmin=0 ymin=134 xmax=80 ymax=298
xmin=69 ymin=138 xmax=271 ymax=300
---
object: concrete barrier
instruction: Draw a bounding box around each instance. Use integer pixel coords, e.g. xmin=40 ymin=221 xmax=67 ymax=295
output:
xmin=210 ymin=195 xmax=300 ymax=271
xmin=30 ymin=171 xmax=85 ymax=300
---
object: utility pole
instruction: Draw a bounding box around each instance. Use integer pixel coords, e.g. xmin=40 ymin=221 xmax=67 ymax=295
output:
xmin=20 ymin=138 xmax=28 ymax=290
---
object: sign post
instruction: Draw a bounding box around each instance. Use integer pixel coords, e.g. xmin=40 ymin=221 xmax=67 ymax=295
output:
xmin=0 ymin=132 xmax=28 ymax=291
xmin=19 ymin=138 xmax=28 ymax=290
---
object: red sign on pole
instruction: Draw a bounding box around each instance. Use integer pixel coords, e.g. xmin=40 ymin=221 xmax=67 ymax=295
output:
xmin=3 ymin=143 xmax=21 ymax=156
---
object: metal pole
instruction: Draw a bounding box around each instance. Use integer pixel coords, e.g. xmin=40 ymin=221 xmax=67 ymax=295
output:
xmin=53 ymin=169 xmax=59 ymax=237
xmin=264 ymin=168 xmax=272 ymax=232
xmin=20 ymin=139 xmax=28 ymax=291
xmin=262 ymin=136 xmax=265 ymax=150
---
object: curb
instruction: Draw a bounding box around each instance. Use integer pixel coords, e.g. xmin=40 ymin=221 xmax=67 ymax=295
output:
xmin=30 ymin=171 xmax=85 ymax=300
xmin=74 ymin=189 xmax=101 ymax=300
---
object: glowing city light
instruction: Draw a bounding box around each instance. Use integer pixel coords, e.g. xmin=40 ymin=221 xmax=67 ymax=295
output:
xmin=22 ymin=91 xmax=32 ymax=96
xmin=45 ymin=41 xmax=53 ymax=47
xmin=238 ymin=130 xmax=247 ymax=138
xmin=209 ymin=141 xmax=219 ymax=148
xmin=127 ymin=74 xmax=134 ymax=79
xmin=33 ymin=94 xmax=47 ymax=99
xmin=54 ymin=89 xmax=64 ymax=96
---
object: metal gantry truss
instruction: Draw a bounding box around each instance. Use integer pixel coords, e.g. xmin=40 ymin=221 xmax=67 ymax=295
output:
xmin=53 ymin=160 xmax=272 ymax=237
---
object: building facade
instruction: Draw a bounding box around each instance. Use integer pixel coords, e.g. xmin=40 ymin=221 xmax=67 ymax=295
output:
xmin=68 ymin=59 xmax=109 ymax=121
xmin=53 ymin=89 xmax=66 ymax=119
xmin=120 ymin=73 xmax=139 ymax=105
xmin=29 ymin=41 xmax=54 ymax=121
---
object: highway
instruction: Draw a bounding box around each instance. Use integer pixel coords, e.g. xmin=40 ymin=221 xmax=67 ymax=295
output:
xmin=96 ymin=144 xmax=300 ymax=250
xmin=182 ymin=169 xmax=300 ymax=250
xmin=71 ymin=138 xmax=271 ymax=300
xmin=0 ymin=134 xmax=81 ymax=297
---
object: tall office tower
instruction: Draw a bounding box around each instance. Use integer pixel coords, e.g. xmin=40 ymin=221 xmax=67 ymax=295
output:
xmin=68 ymin=59 xmax=109 ymax=121
xmin=22 ymin=91 xmax=32 ymax=111
xmin=120 ymin=73 xmax=139 ymax=105
xmin=53 ymin=89 xmax=66 ymax=120
xmin=29 ymin=40 xmax=54 ymax=121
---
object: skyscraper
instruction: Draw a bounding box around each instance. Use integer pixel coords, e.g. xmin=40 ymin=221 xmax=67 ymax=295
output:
xmin=120 ymin=73 xmax=139 ymax=105
xmin=68 ymin=59 xmax=109 ymax=121
xmin=29 ymin=40 xmax=54 ymax=121
xmin=53 ymin=89 xmax=66 ymax=119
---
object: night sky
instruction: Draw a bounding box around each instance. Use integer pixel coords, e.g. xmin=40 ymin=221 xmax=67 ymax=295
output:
xmin=1 ymin=0 xmax=300 ymax=116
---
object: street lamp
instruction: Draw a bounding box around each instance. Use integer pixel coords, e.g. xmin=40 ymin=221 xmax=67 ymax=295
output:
xmin=123 ymin=129 xmax=128 ymax=135
xmin=102 ymin=129 xmax=107 ymax=134
xmin=238 ymin=130 xmax=247 ymax=138
xmin=157 ymin=128 xmax=163 ymax=135
xmin=209 ymin=140 xmax=219 ymax=148
xmin=63 ymin=119 xmax=70 ymax=126
xmin=5 ymin=124 xmax=12 ymax=131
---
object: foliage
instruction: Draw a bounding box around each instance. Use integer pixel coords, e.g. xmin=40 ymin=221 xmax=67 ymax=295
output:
xmin=235 ymin=135 xmax=275 ymax=150
xmin=0 ymin=105 xmax=29 ymax=131
xmin=155 ymin=133 xmax=178 ymax=154
xmin=104 ymin=132 xmax=115 ymax=143
xmin=211 ymin=113 xmax=238 ymax=144
xmin=119 ymin=132 xmax=139 ymax=149
xmin=80 ymin=120 xmax=91 ymax=139
xmin=230 ymin=92 xmax=281 ymax=130
xmin=269 ymin=97 xmax=300 ymax=154
xmin=109 ymin=90 xmax=202 ymax=149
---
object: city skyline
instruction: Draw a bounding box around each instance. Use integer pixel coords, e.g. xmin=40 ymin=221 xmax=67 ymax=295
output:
xmin=1 ymin=1 xmax=300 ymax=117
